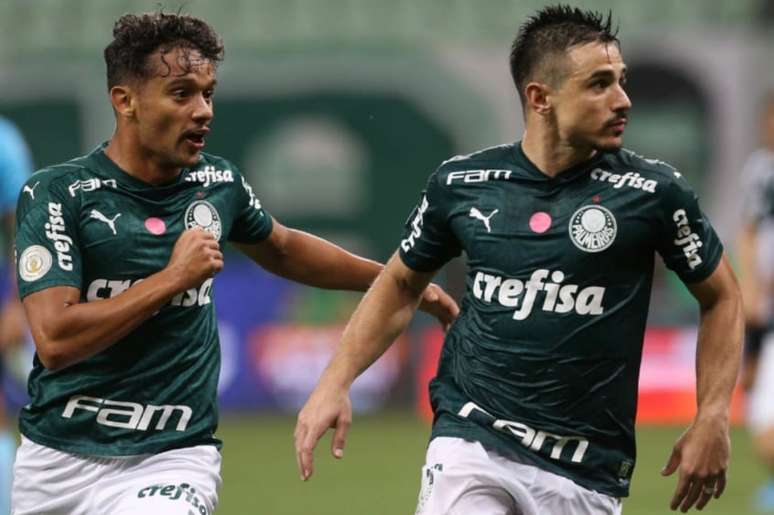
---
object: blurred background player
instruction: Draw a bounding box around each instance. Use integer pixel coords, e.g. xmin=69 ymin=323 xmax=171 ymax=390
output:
xmin=738 ymin=92 xmax=774 ymax=512
xmin=0 ymin=115 xmax=32 ymax=515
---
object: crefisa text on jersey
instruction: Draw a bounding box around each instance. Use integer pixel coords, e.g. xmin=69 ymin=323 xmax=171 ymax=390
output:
xmin=184 ymin=166 xmax=234 ymax=188
xmin=590 ymin=168 xmax=657 ymax=193
xmin=87 ymin=277 xmax=213 ymax=307
xmin=45 ymin=202 xmax=74 ymax=271
xmin=473 ymin=269 xmax=605 ymax=320
xmin=672 ymin=209 xmax=704 ymax=270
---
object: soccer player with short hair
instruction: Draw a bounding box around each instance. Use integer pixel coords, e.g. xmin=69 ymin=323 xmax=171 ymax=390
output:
xmin=295 ymin=5 xmax=744 ymax=514
xmin=10 ymin=12 xmax=457 ymax=515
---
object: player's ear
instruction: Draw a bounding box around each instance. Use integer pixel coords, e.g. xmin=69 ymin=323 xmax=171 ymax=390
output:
xmin=524 ymin=82 xmax=553 ymax=116
xmin=109 ymin=84 xmax=137 ymax=119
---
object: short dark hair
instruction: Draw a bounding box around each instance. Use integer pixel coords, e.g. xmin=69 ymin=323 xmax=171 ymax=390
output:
xmin=510 ymin=5 xmax=619 ymax=107
xmin=104 ymin=11 xmax=224 ymax=90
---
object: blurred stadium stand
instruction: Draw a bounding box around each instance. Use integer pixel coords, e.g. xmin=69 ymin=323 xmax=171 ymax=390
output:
xmin=0 ymin=0 xmax=771 ymax=421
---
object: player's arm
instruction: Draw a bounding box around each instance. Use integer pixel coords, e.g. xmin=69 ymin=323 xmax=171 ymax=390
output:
xmin=233 ymin=220 xmax=457 ymax=327
xmin=294 ymin=252 xmax=434 ymax=480
xmin=233 ymin=218 xmax=382 ymax=291
xmin=23 ymin=229 xmax=223 ymax=371
xmin=661 ymin=254 xmax=744 ymax=512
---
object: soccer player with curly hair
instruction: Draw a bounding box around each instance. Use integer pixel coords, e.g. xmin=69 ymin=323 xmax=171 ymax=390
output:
xmin=10 ymin=11 xmax=457 ymax=515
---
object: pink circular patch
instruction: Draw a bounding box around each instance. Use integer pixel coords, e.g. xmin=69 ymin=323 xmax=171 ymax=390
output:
xmin=529 ymin=212 xmax=552 ymax=233
xmin=145 ymin=217 xmax=167 ymax=235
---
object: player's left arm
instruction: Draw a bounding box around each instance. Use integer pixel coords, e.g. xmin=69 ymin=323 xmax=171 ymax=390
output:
xmin=233 ymin=220 xmax=458 ymax=328
xmin=661 ymin=254 xmax=744 ymax=513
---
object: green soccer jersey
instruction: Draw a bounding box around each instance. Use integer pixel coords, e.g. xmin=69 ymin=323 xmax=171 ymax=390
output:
xmin=399 ymin=142 xmax=723 ymax=497
xmin=15 ymin=144 xmax=272 ymax=456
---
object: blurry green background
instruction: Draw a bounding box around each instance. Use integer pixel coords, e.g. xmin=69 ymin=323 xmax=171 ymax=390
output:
xmin=2 ymin=0 xmax=774 ymax=513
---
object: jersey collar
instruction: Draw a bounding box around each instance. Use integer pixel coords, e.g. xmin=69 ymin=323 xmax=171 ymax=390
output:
xmin=513 ymin=141 xmax=606 ymax=184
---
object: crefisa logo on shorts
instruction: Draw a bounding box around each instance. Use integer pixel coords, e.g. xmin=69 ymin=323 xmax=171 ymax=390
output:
xmin=185 ymin=200 xmax=222 ymax=240
xmin=568 ymin=205 xmax=617 ymax=253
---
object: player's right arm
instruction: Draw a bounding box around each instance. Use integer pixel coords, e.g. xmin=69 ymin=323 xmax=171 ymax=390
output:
xmin=294 ymin=169 xmax=460 ymax=480
xmin=22 ymin=228 xmax=222 ymax=371
xmin=294 ymin=253 xmax=436 ymax=480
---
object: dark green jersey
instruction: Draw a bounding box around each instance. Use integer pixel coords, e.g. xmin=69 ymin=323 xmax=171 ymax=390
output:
xmin=15 ymin=144 xmax=272 ymax=456
xmin=399 ymin=142 xmax=723 ymax=497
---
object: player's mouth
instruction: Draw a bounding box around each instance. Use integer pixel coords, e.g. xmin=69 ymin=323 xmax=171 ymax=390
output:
xmin=606 ymin=118 xmax=627 ymax=133
xmin=183 ymin=127 xmax=209 ymax=150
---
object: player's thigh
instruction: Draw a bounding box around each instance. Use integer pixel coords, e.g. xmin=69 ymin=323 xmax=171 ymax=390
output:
xmin=101 ymin=445 xmax=222 ymax=515
xmin=531 ymin=466 xmax=621 ymax=515
xmin=749 ymin=334 xmax=774 ymax=436
xmin=415 ymin=437 xmax=531 ymax=515
xmin=11 ymin=437 xmax=95 ymax=515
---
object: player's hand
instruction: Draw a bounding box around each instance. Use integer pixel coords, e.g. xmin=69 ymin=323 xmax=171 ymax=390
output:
xmin=418 ymin=283 xmax=459 ymax=331
xmin=166 ymin=228 xmax=224 ymax=291
xmin=294 ymin=384 xmax=352 ymax=481
xmin=661 ymin=415 xmax=730 ymax=512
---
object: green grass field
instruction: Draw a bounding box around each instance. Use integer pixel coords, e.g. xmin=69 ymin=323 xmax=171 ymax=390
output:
xmin=216 ymin=413 xmax=768 ymax=515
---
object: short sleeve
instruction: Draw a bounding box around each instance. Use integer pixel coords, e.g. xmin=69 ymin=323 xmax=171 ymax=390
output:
xmin=15 ymin=175 xmax=83 ymax=298
xmin=398 ymin=171 xmax=461 ymax=272
xmin=656 ymin=175 xmax=723 ymax=284
xmin=227 ymin=172 xmax=273 ymax=244
xmin=0 ymin=119 xmax=33 ymax=212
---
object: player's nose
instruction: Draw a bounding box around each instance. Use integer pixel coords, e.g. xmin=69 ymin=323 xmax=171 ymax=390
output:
xmin=192 ymin=93 xmax=213 ymax=123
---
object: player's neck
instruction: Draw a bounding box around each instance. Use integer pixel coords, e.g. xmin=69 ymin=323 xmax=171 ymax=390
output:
xmin=105 ymin=134 xmax=182 ymax=186
xmin=521 ymin=129 xmax=596 ymax=178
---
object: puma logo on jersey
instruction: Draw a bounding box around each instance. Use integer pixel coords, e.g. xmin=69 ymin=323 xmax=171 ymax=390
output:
xmin=90 ymin=209 xmax=121 ymax=235
xmin=469 ymin=207 xmax=498 ymax=233
xmin=459 ymin=401 xmax=589 ymax=463
xmin=473 ymin=269 xmax=605 ymax=320
xmin=23 ymin=181 xmax=40 ymax=200
xmin=672 ymin=209 xmax=703 ymax=270
xmin=62 ymin=395 xmax=192 ymax=432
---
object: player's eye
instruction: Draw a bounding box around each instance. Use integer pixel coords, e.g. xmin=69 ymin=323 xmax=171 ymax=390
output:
xmin=171 ymin=89 xmax=188 ymax=100
xmin=203 ymin=90 xmax=215 ymax=102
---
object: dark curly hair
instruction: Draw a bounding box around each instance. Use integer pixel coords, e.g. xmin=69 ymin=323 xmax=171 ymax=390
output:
xmin=104 ymin=11 xmax=224 ymax=90
xmin=510 ymin=4 xmax=619 ymax=107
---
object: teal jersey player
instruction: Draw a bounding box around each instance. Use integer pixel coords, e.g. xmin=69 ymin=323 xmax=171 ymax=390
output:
xmin=15 ymin=145 xmax=271 ymax=456
xmin=9 ymin=12 xmax=458 ymax=515
xmin=296 ymin=6 xmax=743 ymax=514
xmin=398 ymin=143 xmax=722 ymax=497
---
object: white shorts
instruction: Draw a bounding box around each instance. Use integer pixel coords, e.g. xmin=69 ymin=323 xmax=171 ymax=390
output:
xmin=415 ymin=437 xmax=622 ymax=515
xmin=11 ymin=436 xmax=222 ymax=515
xmin=749 ymin=333 xmax=774 ymax=434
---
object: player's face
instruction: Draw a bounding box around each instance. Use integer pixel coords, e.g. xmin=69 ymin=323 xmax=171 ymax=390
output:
xmin=550 ymin=42 xmax=631 ymax=152
xmin=133 ymin=47 xmax=216 ymax=169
